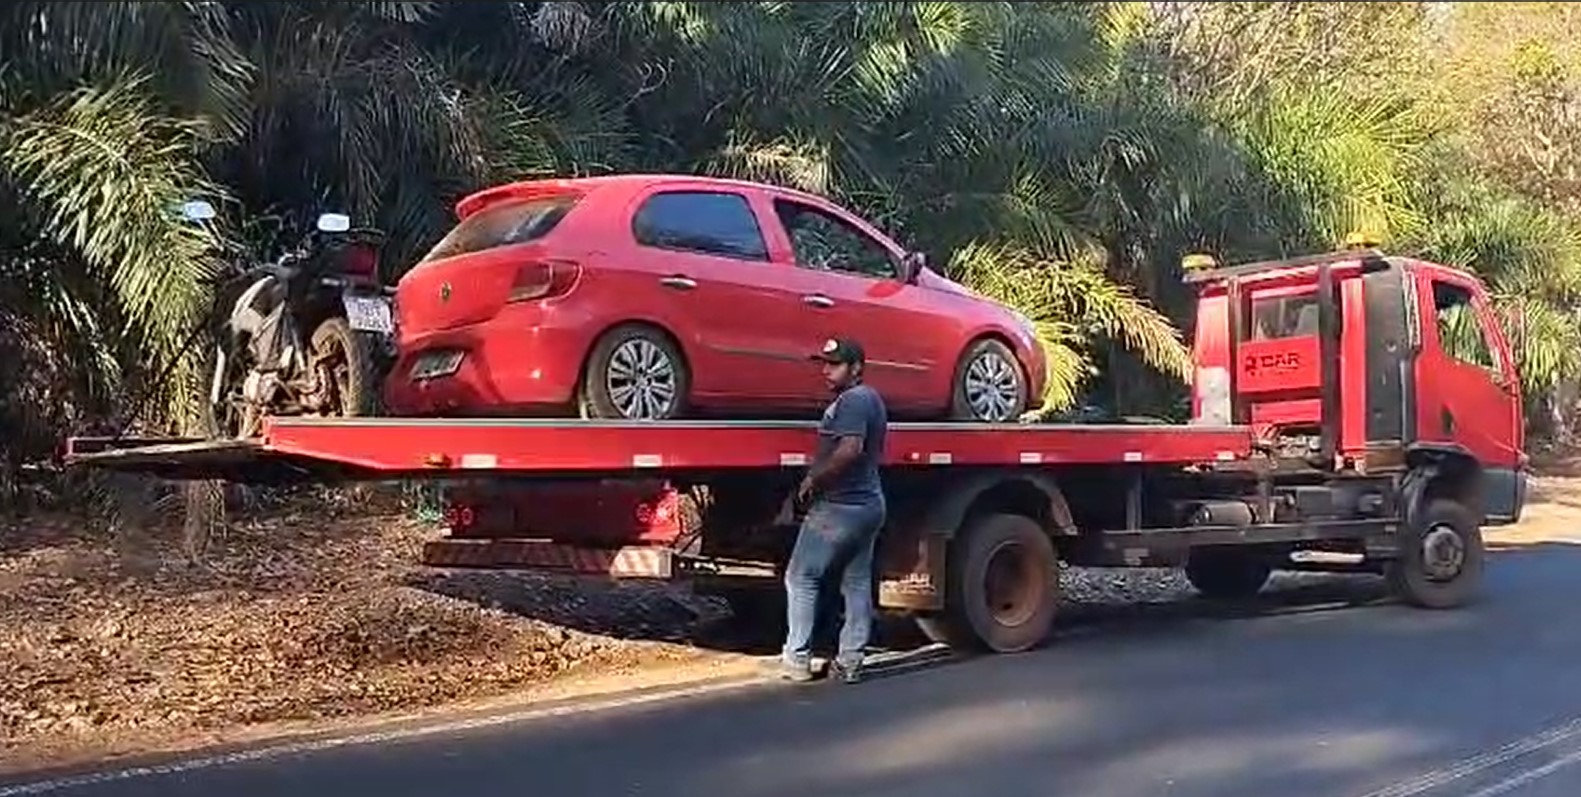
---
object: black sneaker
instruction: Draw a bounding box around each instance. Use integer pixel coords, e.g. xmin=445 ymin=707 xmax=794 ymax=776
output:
xmin=830 ymin=659 xmax=863 ymax=684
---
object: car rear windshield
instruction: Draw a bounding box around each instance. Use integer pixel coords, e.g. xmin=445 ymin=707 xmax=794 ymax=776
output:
xmin=421 ymin=195 xmax=579 ymax=262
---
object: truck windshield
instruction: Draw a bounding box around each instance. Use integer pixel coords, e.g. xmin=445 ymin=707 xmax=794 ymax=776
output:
xmin=421 ymin=196 xmax=580 ymax=262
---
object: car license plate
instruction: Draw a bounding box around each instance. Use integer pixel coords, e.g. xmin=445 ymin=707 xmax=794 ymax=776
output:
xmin=342 ymin=294 xmax=393 ymax=334
xmin=411 ymin=350 xmax=464 ymax=381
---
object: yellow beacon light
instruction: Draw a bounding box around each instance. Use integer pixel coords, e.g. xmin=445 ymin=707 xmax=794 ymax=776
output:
xmin=1344 ymin=230 xmax=1381 ymax=250
xmin=1181 ymin=253 xmax=1218 ymax=271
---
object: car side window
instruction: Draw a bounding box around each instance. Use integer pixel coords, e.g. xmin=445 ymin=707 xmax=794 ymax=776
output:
xmin=1432 ymin=280 xmax=1497 ymax=371
xmin=772 ymin=199 xmax=898 ymax=280
xmin=631 ymin=191 xmax=768 ymax=261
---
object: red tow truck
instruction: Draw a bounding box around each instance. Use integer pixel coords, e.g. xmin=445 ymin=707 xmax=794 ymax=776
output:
xmin=67 ymin=245 xmax=1528 ymax=653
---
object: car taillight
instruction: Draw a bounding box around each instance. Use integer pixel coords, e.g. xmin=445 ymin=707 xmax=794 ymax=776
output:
xmin=340 ymin=243 xmax=380 ymax=279
xmin=508 ymin=259 xmax=581 ymax=303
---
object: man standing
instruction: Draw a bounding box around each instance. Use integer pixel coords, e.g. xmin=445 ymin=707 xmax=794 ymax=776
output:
xmin=778 ymin=337 xmax=889 ymax=684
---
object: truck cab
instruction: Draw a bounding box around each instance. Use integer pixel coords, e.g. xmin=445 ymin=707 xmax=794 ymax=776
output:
xmin=1188 ymin=246 xmax=1526 ymax=524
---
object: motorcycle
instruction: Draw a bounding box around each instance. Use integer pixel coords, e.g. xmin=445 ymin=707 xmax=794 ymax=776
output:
xmin=181 ymin=200 xmax=396 ymax=438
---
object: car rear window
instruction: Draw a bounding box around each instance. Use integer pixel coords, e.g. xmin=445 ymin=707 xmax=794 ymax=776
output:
xmin=422 ymin=196 xmax=579 ymax=262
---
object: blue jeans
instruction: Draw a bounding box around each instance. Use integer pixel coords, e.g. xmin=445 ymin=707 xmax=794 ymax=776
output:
xmin=782 ymin=499 xmax=886 ymax=668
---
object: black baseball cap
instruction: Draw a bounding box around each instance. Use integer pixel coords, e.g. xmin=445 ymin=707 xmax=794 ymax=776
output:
xmin=812 ymin=337 xmax=865 ymax=365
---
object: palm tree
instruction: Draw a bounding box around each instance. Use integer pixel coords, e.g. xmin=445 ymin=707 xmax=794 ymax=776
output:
xmin=9 ymin=0 xmax=1580 ymax=486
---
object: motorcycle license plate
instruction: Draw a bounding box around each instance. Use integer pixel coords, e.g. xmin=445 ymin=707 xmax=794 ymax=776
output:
xmin=342 ymin=294 xmax=393 ymax=334
xmin=411 ymin=350 xmax=464 ymax=381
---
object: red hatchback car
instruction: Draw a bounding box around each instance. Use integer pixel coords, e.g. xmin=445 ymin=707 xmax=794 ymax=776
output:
xmin=384 ymin=175 xmax=1047 ymax=422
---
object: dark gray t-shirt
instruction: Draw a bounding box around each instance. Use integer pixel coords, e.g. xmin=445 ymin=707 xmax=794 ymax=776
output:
xmin=814 ymin=383 xmax=887 ymax=506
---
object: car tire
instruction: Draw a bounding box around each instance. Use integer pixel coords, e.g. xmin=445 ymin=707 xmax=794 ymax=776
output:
xmin=949 ymin=338 xmax=1029 ymax=422
xmin=580 ymin=324 xmax=690 ymax=420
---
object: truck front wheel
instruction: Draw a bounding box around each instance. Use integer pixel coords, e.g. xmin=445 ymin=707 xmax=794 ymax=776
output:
xmin=1387 ymin=498 xmax=1485 ymax=609
xmin=915 ymin=513 xmax=1059 ymax=653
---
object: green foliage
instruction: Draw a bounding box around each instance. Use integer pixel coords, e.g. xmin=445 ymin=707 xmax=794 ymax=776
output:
xmin=7 ymin=0 xmax=1581 ymax=490
xmin=1410 ymin=168 xmax=1581 ymax=397
xmin=952 ymin=242 xmax=1190 ymax=410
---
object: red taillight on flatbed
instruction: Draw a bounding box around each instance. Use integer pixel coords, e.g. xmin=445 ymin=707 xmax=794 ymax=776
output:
xmin=507 ymin=259 xmax=581 ymax=303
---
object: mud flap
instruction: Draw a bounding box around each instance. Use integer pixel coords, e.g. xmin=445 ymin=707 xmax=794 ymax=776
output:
xmin=877 ymin=529 xmax=946 ymax=611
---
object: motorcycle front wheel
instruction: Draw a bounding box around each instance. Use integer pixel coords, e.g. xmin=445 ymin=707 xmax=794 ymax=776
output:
xmin=308 ymin=316 xmax=379 ymax=418
xmin=202 ymin=344 xmax=262 ymax=439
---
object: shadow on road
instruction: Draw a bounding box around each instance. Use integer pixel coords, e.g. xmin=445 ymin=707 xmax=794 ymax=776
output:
xmin=382 ymin=543 xmax=1581 ymax=797
xmin=407 ymin=548 xmax=1494 ymax=662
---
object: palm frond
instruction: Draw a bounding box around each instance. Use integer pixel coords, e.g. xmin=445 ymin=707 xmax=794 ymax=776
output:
xmin=949 ymin=242 xmax=1190 ymax=411
xmin=704 ymin=132 xmax=831 ymax=194
xmin=1 ymin=76 xmax=223 ymax=363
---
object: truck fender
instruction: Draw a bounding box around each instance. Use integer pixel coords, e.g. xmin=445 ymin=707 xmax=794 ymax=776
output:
xmin=1404 ymin=443 xmax=1484 ymax=521
xmin=920 ymin=471 xmax=1076 ymax=540
xmin=1400 ymin=463 xmax=1436 ymax=530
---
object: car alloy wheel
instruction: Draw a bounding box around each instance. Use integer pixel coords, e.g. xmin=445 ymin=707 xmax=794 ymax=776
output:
xmin=606 ymin=338 xmax=679 ymax=419
xmin=964 ymin=348 xmax=1022 ymax=421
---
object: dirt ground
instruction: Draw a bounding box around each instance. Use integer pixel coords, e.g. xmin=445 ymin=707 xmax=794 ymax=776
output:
xmin=0 ymin=491 xmax=752 ymax=775
xmin=1485 ymin=465 xmax=1581 ymax=547
xmin=3 ymin=469 xmax=1580 ymax=776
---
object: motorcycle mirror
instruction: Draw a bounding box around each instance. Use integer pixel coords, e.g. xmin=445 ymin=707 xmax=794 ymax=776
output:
xmin=180 ymin=200 xmax=217 ymax=222
xmin=316 ymin=213 xmax=352 ymax=233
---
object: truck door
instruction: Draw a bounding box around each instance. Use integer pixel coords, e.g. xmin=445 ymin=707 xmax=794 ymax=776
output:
xmin=1415 ymin=274 xmax=1525 ymax=521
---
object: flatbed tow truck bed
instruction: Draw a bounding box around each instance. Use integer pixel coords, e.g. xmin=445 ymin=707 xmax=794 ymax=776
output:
xmin=65 ymin=416 xmax=1253 ymax=482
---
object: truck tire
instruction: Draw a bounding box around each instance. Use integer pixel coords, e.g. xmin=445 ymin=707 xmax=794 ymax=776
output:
xmin=1387 ymin=497 xmax=1485 ymax=609
xmin=1184 ymin=548 xmax=1272 ymax=600
xmin=915 ymin=513 xmax=1058 ymax=653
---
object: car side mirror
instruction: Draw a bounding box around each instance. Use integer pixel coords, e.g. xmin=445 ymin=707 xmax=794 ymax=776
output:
xmin=317 ymin=212 xmax=352 ymax=233
xmin=900 ymin=251 xmax=927 ymax=283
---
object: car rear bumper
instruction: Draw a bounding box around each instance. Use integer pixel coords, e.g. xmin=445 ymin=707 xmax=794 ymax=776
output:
xmin=384 ymin=304 xmax=590 ymax=415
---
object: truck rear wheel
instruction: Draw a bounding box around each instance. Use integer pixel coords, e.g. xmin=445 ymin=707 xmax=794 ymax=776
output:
xmin=915 ymin=513 xmax=1058 ymax=653
xmin=1184 ymin=548 xmax=1272 ymax=600
xmin=1387 ymin=498 xmax=1485 ymax=609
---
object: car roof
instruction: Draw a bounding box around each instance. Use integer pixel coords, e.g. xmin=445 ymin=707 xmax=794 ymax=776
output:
xmin=454 ymin=173 xmax=835 ymax=219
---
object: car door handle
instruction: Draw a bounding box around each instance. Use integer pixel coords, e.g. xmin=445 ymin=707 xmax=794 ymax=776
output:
xmin=659 ymin=275 xmax=697 ymax=290
xmin=802 ymin=294 xmax=835 ymax=308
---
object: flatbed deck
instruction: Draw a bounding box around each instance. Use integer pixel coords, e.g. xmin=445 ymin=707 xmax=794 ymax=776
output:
xmin=65 ymin=417 xmax=1253 ymax=482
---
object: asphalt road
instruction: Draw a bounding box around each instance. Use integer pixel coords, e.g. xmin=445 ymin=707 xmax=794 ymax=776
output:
xmin=10 ymin=541 xmax=1581 ymax=797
